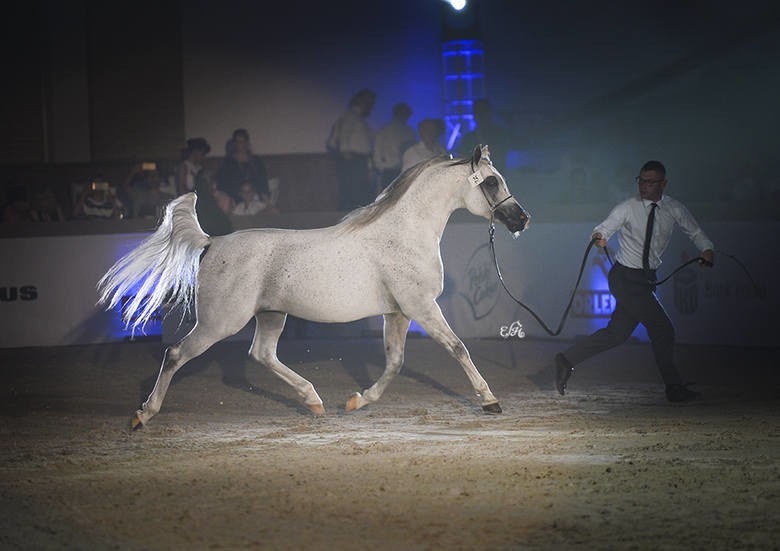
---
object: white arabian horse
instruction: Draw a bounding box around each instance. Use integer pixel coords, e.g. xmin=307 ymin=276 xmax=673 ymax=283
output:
xmin=98 ymin=145 xmax=529 ymax=429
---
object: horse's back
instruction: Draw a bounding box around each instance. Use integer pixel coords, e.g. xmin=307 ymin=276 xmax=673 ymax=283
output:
xmin=196 ymin=225 xmax=397 ymax=323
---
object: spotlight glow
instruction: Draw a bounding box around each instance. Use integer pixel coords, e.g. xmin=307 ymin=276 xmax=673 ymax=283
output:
xmin=446 ymin=0 xmax=467 ymax=11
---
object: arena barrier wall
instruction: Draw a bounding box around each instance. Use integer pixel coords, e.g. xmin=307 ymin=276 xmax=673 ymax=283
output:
xmin=0 ymin=217 xmax=776 ymax=348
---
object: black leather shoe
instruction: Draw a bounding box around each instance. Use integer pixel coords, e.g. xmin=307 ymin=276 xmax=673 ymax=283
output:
xmin=554 ymin=353 xmax=574 ymax=396
xmin=665 ymin=383 xmax=701 ymax=403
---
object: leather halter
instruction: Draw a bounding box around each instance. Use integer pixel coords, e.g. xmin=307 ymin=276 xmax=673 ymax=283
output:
xmin=469 ymin=159 xmax=515 ymax=213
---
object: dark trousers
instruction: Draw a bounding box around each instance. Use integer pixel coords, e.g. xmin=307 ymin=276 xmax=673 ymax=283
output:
xmin=336 ymin=154 xmax=372 ymax=211
xmin=563 ymin=263 xmax=682 ymax=385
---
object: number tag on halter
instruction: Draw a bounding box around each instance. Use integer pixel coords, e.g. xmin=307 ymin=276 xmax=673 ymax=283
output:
xmin=468 ymin=171 xmax=484 ymax=187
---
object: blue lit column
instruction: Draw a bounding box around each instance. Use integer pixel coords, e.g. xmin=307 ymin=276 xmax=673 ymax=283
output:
xmin=440 ymin=0 xmax=484 ymax=151
xmin=442 ymin=40 xmax=485 ymax=150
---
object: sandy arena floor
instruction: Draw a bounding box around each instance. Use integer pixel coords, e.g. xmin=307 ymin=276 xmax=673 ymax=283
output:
xmin=1 ymin=336 xmax=778 ymax=550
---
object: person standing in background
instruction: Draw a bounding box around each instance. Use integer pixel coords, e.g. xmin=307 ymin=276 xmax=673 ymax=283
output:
xmin=216 ymin=128 xmax=271 ymax=210
xmin=457 ymin=99 xmax=512 ymax=170
xmin=401 ymin=118 xmax=447 ymax=171
xmin=327 ymin=88 xmax=376 ymax=211
xmin=175 ymin=138 xmax=211 ymax=197
xmin=373 ymin=102 xmax=416 ymax=190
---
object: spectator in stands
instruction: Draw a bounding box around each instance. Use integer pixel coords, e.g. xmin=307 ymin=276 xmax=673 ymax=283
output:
xmin=232 ymin=180 xmax=276 ymax=216
xmin=216 ymin=128 xmax=270 ymax=210
xmin=1 ymin=184 xmax=34 ymax=224
xmin=125 ymin=163 xmax=174 ymax=219
xmin=326 ymin=88 xmax=376 ymax=210
xmin=175 ymin=137 xmax=233 ymax=236
xmin=29 ymin=186 xmax=66 ymax=222
xmin=175 ymin=137 xmax=211 ymax=196
xmin=72 ymin=180 xmax=122 ymax=220
xmin=373 ymin=102 xmax=416 ymax=190
xmin=401 ymin=118 xmax=447 ymax=171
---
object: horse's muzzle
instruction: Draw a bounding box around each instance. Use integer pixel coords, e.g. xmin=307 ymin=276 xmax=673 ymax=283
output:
xmin=495 ymin=200 xmax=530 ymax=235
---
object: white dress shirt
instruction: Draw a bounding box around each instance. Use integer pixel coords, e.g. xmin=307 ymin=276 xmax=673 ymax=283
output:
xmin=373 ymin=120 xmax=416 ymax=171
xmin=326 ymin=107 xmax=373 ymax=156
xmin=594 ymin=194 xmax=714 ymax=270
xmin=232 ymin=198 xmax=268 ymax=216
xmin=401 ymin=141 xmax=447 ymax=171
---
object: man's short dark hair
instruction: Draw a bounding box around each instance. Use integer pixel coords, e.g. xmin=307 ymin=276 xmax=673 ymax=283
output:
xmin=640 ymin=160 xmax=666 ymax=177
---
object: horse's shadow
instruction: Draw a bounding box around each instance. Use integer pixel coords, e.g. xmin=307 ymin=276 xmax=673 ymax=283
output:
xmin=338 ymin=344 xmax=472 ymax=406
xmin=138 ymin=341 xmax=308 ymax=415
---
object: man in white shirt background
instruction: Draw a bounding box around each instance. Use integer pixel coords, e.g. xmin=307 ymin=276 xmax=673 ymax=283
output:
xmin=401 ymin=118 xmax=447 ymax=172
xmin=373 ymin=102 xmax=416 ymax=191
xmin=554 ymin=160 xmax=715 ymax=403
xmin=326 ymin=88 xmax=376 ymax=211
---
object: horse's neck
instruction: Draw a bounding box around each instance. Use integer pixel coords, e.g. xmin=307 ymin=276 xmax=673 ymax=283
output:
xmin=388 ymin=164 xmax=467 ymax=240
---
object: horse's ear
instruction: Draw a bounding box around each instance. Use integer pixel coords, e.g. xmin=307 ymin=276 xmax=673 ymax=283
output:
xmin=472 ymin=144 xmax=482 ymax=165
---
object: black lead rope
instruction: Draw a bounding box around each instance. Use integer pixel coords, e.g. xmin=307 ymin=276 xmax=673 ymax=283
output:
xmin=603 ymin=246 xmax=708 ymax=286
xmin=602 ymin=246 xmax=761 ymax=296
xmin=488 ymin=222 xmax=762 ymax=337
xmin=488 ymin=222 xmax=597 ymax=336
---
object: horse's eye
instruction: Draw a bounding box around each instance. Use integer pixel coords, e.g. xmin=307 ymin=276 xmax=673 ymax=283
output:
xmin=484 ymin=176 xmax=498 ymax=187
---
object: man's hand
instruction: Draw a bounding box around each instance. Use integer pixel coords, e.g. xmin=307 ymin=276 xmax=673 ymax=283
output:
xmin=592 ymin=232 xmax=607 ymax=248
xmin=699 ymin=249 xmax=714 ymax=267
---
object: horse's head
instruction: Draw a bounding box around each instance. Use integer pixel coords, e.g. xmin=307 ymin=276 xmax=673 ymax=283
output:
xmin=463 ymin=145 xmax=530 ymax=235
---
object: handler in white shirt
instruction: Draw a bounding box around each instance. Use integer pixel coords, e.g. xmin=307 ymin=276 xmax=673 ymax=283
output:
xmin=553 ymin=160 xmax=714 ymax=403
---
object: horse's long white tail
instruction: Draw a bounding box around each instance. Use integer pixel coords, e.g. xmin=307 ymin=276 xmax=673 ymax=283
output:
xmin=97 ymin=192 xmax=211 ymax=333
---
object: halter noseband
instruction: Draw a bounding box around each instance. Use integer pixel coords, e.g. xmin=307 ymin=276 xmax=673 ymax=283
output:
xmin=469 ymin=161 xmax=515 ymax=213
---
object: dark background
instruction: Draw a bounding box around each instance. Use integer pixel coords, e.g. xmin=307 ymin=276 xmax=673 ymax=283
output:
xmin=1 ymin=0 xmax=778 ymax=207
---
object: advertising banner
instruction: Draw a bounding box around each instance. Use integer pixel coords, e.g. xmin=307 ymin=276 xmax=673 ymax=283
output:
xmin=1 ymin=220 xmax=776 ymax=348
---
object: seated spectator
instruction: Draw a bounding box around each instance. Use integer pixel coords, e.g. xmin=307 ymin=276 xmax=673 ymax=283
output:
xmin=176 ymin=138 xmax=211 ymax=196
xmin=1 ymin=184 xmax=34 ymax=224
xmin=217 ymin=128 xmax=270 ymax=207
xmin=401 ymin=118 xmax=447 ymax=171
xmin=125 ymin=163 xmax=175 ymax=219
xmin=232 ymin=180 xmax=273 ymax=216
xmin=72 ymin=180 xmax=122 ymax=220
xmin=30 ymin=186 xmax=66 ymax=222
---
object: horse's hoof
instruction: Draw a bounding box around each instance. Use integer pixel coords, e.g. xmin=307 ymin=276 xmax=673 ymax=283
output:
xmin=307 ymin=403 xmax=326 ymax=416
xmin=129 ymin=414 xmax=144 ymax=431
xmin=345 ymin=392 xmax=365 ymax=412
xmin=482 ymin=402 xmax=502 ymax=414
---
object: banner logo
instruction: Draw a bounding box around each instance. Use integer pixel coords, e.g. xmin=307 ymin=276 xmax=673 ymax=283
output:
xmin=459 ymin=243 xmax=499 ymax=320
xmin=499 ymin=321 xmax=525 ymax=339
xmin=0 ymin=285 xmax=38 ymax=302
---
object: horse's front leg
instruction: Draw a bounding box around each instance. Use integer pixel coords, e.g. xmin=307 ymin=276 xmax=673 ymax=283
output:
xmin=346 ymin=312 xmax=410 ymax=411
xmin=407 ymin=302 xmax=501 ymax=413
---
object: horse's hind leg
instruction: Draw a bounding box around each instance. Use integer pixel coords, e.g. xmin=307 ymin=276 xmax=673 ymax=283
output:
xmin=132 ymin=325 xmax=224 ymax=429
xmin=346 ymin=312 xmax=410 ymax=411
xmin=250 ymin=311 xmax=325 ymax=415
xmin=407 ymin=302 xmax=501 ymax=413
xmin=132 ymin=304 xmax=254 ymax=429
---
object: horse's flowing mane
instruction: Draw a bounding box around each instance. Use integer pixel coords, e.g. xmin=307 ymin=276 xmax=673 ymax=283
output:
xmin=341 ymin=154 xmax=468 ymax=230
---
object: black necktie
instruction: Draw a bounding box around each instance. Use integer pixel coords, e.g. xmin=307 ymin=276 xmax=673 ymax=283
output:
xmin=642 ymin=202 xmax=657 ymax=271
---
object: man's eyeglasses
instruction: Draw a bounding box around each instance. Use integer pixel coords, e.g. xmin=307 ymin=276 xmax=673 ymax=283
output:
xmin=635 ymin=177 xmax=665 ymax=185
